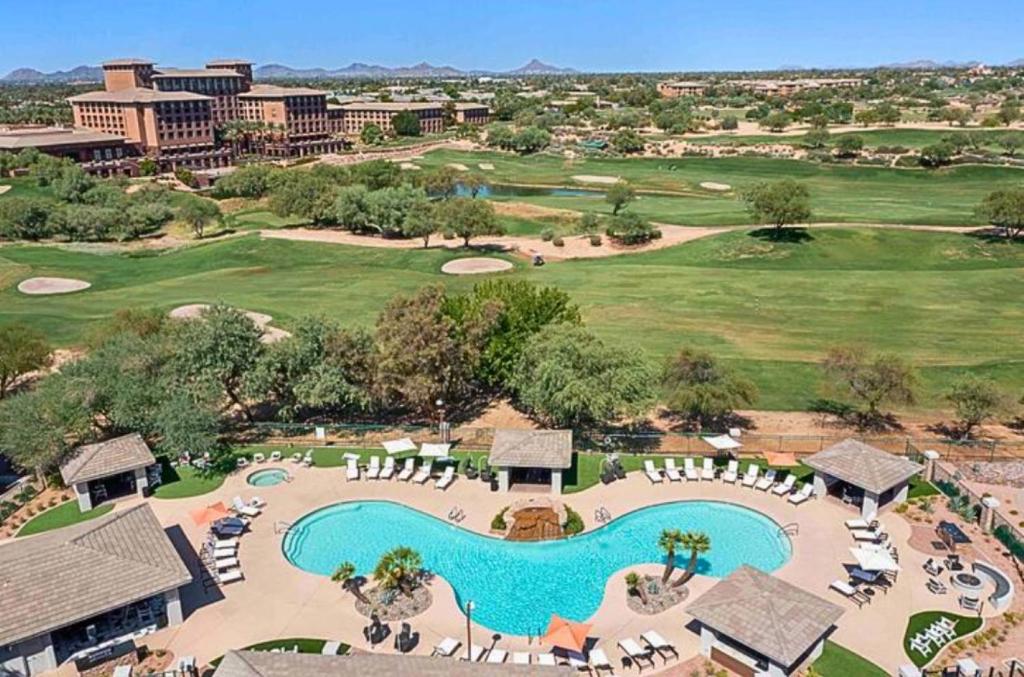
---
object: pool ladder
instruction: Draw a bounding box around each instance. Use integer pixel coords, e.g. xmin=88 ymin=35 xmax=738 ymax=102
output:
xmin=274 ymin=520 xmax=294 ymax=535
xmin=594 ymin=507 xmax=612 ymax=524
xmin=778 ymin=522 xmax=799 ymax=537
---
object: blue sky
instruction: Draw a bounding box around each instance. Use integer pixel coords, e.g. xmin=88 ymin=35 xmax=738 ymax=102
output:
xmin=2 ymin=0 xmax=1023 ymax=74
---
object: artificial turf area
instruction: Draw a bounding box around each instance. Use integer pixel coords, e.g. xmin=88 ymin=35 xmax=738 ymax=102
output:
xmin=16 ymin=500 xmax=114 ymax=537
xmin=153 ymin=462 xmax=230 ymax=499
xmin=903 ymin=612 xmax=983 ymax=667
xmin=811 ymin=640 xmax=888 ymax=676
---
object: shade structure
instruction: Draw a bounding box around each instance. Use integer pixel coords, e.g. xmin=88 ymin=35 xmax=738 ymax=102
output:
xmin=849 ymin=547 xmax=901 ymax=573
xmin=190 ymin=502 xmax=229 ymax=526
xmin=542 ymin=614 xmax=592 ymax=653
xmin=419 ymin=443 xmax=452 ymax=459
xmin=382 ymin=438 xmax=417 ymax=455
xmin=703 ymin=434 xmax=742 ymax=452
xmin=762 ymin=451 xmax=799 ymax=467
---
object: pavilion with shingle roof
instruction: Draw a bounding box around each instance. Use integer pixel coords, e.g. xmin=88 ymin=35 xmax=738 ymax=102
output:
xmin=60 ymin=433 xmax=158 ymax=512
xmin=804 ymin=438 xmax=924 ymax=518
xmin=214 ymin=651 xmax=574 ymax=677
xmin=686 ymin=565 xmax=843 ymax=676
xmin=489 ymin=429 xmax=573 ymax=495
xmin=0 ymin=504 xmax=191 ymax=675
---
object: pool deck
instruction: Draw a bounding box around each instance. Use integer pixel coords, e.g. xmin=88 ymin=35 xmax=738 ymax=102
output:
xmin=56 ymin=464 xmax=997 ymax=674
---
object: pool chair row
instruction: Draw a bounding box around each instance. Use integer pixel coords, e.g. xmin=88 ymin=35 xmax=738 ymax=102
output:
xmin=432 ymin=638 xmax=555 ymax=667
xmin=237 ymin=449 xmax=314 ymax=469
xmin=345 ymin=456 xmax=457 ymax=490
xmin=199 ymin=498 xmax=264 ymax=588
xmin=643 ymin=458 xmax=815 ymax=504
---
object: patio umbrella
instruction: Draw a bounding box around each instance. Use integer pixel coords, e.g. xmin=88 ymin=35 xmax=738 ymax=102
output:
xmin=382 ymin=438 xmax=417 ymax=455
xmin=849 ymin=547 xmax=901 ymax=573
xmin=541 ymin=614 xmax=592 ymax=653
xmin=419 ymin=443 xmax=453 ymax=460
xmin=702 ymin=434 xmax=742 ymax=454
xmin=762 ymin=451 xmax=799 ymax=467
xmin=190 ymin=502 xmax=229 ymax=527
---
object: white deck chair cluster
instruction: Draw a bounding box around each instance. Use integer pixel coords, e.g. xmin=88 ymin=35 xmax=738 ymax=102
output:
xmin=909 ymin=617 xmax=958 ymax=657
xmin=432 ymin=638 xmax=555 ymax=666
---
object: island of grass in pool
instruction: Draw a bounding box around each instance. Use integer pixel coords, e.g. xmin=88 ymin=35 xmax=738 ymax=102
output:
xmin=283 ymin=500 xmax=791 ymax=635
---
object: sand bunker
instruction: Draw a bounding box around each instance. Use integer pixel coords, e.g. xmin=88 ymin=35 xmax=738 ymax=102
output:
xmin=0 ymin=185 xmax=12 ymax=196
xmin=169 ymin=304 xmax=291 ymax=344
xmin=17 ymin=277 xmax=91 ymax=295
xmin=478 ymin=163 xmax=495 ymax=171
xmin=441 ymin=257 xmax=514 ymax=275
xmin=446 ymin=163 xmax=470 ymax=172
xmin=399 ymin=162 xmax=420 ymax=170
xmin=699 ymin=182 xmax=732 ymax=192
xmin=572 ymin=175 xmax=621 ymax=185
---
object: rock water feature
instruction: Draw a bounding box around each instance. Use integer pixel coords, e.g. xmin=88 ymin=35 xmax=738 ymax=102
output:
xmin=505 ymin=497 xmax=567 ymax=541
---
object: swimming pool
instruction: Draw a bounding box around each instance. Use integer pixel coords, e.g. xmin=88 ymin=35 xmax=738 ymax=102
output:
xmin=283 ymin=500 xmax=791 ymax=635
xmin=247 ymin=468 xmax=289 ymax=487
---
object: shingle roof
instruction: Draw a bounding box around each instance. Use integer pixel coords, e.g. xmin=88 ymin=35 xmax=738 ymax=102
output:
xmin=68 ymin=88 xmax=213 ymax=104
xmin=686 ymin=566 xmax=843 ymax=668
xmin=214 ymin=651 xmax=574 ymax=677
xmin=337 ymin=101 xmax=444 ymax=112
xmin=153 ymin=68 xmax=243 ymax=79
xmin=0 ymin=504 xmax=192 ymax=646
xmin=489 ymin=429 xmax=573 ymax=469
xmin=102 ymin=59 xmax=153 ymax=67
xmin=803 ymin=438 xmax=924 ymax=495
xmin=206 ymin=59 xmax=253 ymax=67
xmin=60 ymin=433 xmax=157 ymax=485
xmin=240 ymin=84 xmax=327 ymax=99
xmin=0 ymin=127 xmax=126 ymax=150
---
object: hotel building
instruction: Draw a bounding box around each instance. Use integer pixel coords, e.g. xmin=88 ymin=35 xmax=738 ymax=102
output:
xmin=337 ymin=101 xmax=446 ymax=135
xmin=657 ymin=81 xmax=709 ymax=98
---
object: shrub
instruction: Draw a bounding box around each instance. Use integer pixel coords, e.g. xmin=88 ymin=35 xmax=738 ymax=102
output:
xmin=589 ymin=234 xmax=602 ymax=246
xmin=994 ymin=525 xmax=1024 ymax=560
xmin=540 ymin=227 xmax=555 ymax=242
xmin=552 ymin=237 xmax=564 ymax=247
xmin=605 ymin=212 xmax=661 ymax=245
xmin=563 ymin=505 xmax=584 ymax=535
xmin=491 ymin=507 xmax=509 ymax=531
xmin=935 ymin=479 xmax=960 ymax=497
xmin=174 ymin=167 xmax=197 ymax=188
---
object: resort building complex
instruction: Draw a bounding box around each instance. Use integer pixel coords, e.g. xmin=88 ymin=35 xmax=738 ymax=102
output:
xmin=657 ymin=77 xmax=863 ymax=98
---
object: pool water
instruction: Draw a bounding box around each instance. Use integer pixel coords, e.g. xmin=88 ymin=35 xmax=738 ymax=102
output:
xmin=247 ymin=468 xmax=289 ymax=487
xmin=283 ymin=500 xmax=791 ymax=635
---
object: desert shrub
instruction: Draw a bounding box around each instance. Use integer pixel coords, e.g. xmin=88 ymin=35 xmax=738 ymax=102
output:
xmin=540 ymin=227 xmax=555 ymax=242
xmin=552 ymin=236 xmax=564 ymax=247
xmin=563 ymin=505 xmax=584 ymax=535
xmin=589 ymin=234 xmax=602 ymax=246
xmin=491 ymin=507 xmax=509 ymax=531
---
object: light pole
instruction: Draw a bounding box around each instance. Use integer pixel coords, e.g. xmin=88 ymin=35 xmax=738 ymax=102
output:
xmin=465 ymin=600 xmax=474 ymax=661
xmin=436 ymin=398 xmax=447 ymax=443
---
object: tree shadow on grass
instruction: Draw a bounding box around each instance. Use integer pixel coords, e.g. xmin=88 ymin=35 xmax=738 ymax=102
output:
xmin=748 ymin=226 xmax=815 ymax=243
xmin=964 ymin=227 xmax=1024 ymax=245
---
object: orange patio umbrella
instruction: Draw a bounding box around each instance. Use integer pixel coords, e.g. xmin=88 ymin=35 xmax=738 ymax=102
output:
xmin=762 ymin=451 xmax=799 ymax=467
xmin=542 ymin=614 xmax=592 ymax=653
xmin=190 ymin=501 xmax=229 ymax=526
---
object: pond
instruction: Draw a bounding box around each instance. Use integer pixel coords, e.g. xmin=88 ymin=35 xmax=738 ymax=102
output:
xmin=453 ymin=183 xmax=606 ymax=199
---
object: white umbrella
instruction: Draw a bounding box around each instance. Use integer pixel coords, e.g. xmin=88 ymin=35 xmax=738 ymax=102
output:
xmin=381 ymin=438 xmax=417 ymax=455
xmin=419 ymin=443 xmax=453 ymax=459
xmin=849 ymin=547 xmax=900 ymax=573
xmin=702 ymin=434 xmax=743 ymax=452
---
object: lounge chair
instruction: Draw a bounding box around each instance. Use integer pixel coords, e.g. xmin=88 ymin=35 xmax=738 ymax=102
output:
xmin=960 ymin=594 xmax=980 ymax=612
xmin=289 ymin=452 xmax=302 ymax=463
xmin=722 ymin=459 xmax=739 ymax=483
xmin=346 ymin=457 xmax=360 ymax=481
xmin=211 ymin=536 xmax=238 ymax=548
xmin=321 ymin=641 xmax=342 ymax=656
xmin=511 ymin=652 xmax=530 ymax=665
xmin=830 ymin=580 xmax=870 ymax=607
xmin=683 ymin=458 xmax=699 ymax=481
xmin=253 ymin=452 xmax=266 ymax=463
xmin=397 ymin=458 xmax=416 ymax=481
xmin=302 ymin=450 xmax=314 ymax=467
xmin=589 ymin=647 xmax=613 ymax=673
xmin=380 ymin=456 xmax=396 ymax=480
xmin=924 ymin=558 xmax=943 ymax=576
xmin=567 ymin=653 xmax=588 ymax=670
xmin=432 ymin=637 xmax=460 ymax=657
xmin=435 ymin=466 xmax=456 ymax=490
xmin=644 ymin=460 xmax=663 ymax=483
xmin=269 ymin=451 xmax=282 ymax=462
xmin=755 ymin=469 xmax=777 ymax=491
xmin=772 ymin=474 xmax=797 ymax=495
xmin=618 ymin=638 xmax=656 ymax=671
xmin=641 ymin=630 xmax=679 ymax=661
xmin=112 ymin=665 xmax=132 ymax=677
xmin=486 ymin=649 xmax=507 ymax=664
xmin=214 ymin=557 xmax=239 ymax=570
xmin=909 ymin=633 xmax=932 ymax=657
xmin=927 ymin=578 xmax=949 ymax=595
xmin=788 ymin=483 xmax=814 ymax=505
xmin=250 ymin=496 xmax=267 ymax=509
xmin=846 ymin=518 xmax=874 ymax=530
xmin=218 ymin=569 xmax=244 ymax=584
xmin=366 ymin=456 xmax=381 ymax=480
xmin=664 ymin=458 xmax=683 ymax=482
xmin=536 ymin=653 xmax=556 ymax=666
xmin=850 ymin=528 xmax=884 ymax=542
xmin=851 ymin=567 xmax=882 ymax=584
xmin=412 ymin=460 xmax=434 ymax=484
xmin=460 ymin=644 xmax=487 ymax=662
xmin=741 ymin=464 xmax=759 ymax=487
xmin=213 ymin=546 xmax=237 ymax=559
xmin=700 ymin=458 xmax=715 ymax=480
xmin=236 ymin=457 xmax=249 ymax=469
xmin=232 ymin=496 xmax=260 ymax=517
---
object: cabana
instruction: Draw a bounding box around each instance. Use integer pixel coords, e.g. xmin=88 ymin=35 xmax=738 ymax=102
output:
xmin=687 ymin=565 xmax=843 ymax=677
xmin=804 ymin=439 xmax=923 ymax=519
xmin=59 ymin=434 xmax=158 ymax=512
xmin=703 ymin=434 xmax=742 ymax=455
xmin=488 ymin=429 xmax=573 ymax=495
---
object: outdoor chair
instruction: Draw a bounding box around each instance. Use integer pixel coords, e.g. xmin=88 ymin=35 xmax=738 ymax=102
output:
xmin=269 ymin=451 xmax=282 ymax=462
xmin=788 ymin=483 xmax=814 ymax=505
xmin=302 ymin=450 xmax=314 ymax=467
xmin=755 ymin=469 xmax=777 ymax=491
xmin=345 ymin=457 xmax=360 ymax=481
xmin=231 ymin=496 xmax=260 ymax=518
xmin=923 ymin=558 xmax=943 ymax=576
xmin=253 ymin=452 xmax=266 ymax=463
xmin=459 ymin=644 xmax=487 ymax=662
xmin=589 ymin=647 xmax=614 ymax=674
xmin=644 ymin=460 xmax=663 ymax=483
xmin=431 ymin=637 xmax=461 ymax=657
xmin=830 ymin=579 xmax=870 ymax=607
xmin=721 ymin=459 xmax=740 ymax=483
xmin=536 ymin=653 xmax=557 ymax=666
xmin=741 ymin=464 xmax=760 ymax=487
xmin=512 ymin=652 xmax=530 ymax=665
xmin=700 ymin=458 xmax=715 ymax=481
xmin=412 ymin=460 xmax=434 ymax=484
xmin=927 ymin=578 xmax=948 ymax=594
xmin=486 ymin=649 xmax=507 ymax=664
xmin=236 ymin=457 xmax=249 ymax=469
xmin=683 ymin=458 xmax=699 ymax=481
xmin=618 ymin=638 xmax=656 ymax=671
xmin=366 ymin=456 xmax=382 ymax=480
xmin=380 ymin=456 xmax=395 ymax=480
xmin=663 ymin=458 xmax=683 ymax=482
xmin=289 ymin=452 xmax=302 ymax=463
xmin=397 ymin=458 xmax=416 ymax=481
xmin=435 ymin=466 xmax=456 ymax=490
xmin=772 ymin=474 xmax=797 ymax=495
xmin=641 ymin=630 xmax=679 ymax=662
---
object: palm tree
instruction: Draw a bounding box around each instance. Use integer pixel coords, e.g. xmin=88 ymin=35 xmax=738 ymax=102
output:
xmin=658 ymin=528 xmax=683 ymax=584
xmin=373 ymin=546 xmax=423 ymax=597
xmin=331 ymin=560 xmax=370 ymax=605
xmin=625 ymin=571 xmax=648 ymax=605
xmin=673 ymin=531 xmax=711 ymax=588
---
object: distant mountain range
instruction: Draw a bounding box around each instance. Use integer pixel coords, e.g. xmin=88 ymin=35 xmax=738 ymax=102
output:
xmin=0 ymin=59 xmax=578 ymax=83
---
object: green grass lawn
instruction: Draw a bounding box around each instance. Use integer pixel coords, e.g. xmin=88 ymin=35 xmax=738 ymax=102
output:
xmin=16 ymin=500 xmax=114 ymax=537
xmin=811 ymin=640 xmax=888 ymax=677
xmin=903 ymin=612 xmax=983 ymax=667
xmin=153 ymin=461 xmax=230 ymax=499
xmin=691 ymin=128 xmax=1024 ymax=152
xmin=208 ymin=638 xmax=349 ymax=668
xmin=417 ymin=149 xmax=1024 ymax=226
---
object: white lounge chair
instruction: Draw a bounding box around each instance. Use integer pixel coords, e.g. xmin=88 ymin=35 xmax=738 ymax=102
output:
xmin=741 ymin=464 xmax=759 ymax=487
xmin=512 ymin=652 xmax=530 ymax=665
xmin=589 ymin=647 xmax=613 ymax=671
xmin=289 ymin=452 xmax=302 ymax=463
xmin=846 ymin=518 xmax=873 ymax=530
xmin=212 ymin=536 xmax=238 ymax=548
xmin=432 ymin=637 xmax=460 ymax=657
xmin=345 ymin=457 xmax=360 ymax=481
xmin=536 ymin=653 xmax=556 ymax=666
xmin=851 ymin=528 xmax=885 ymax=542
xmin=380 ymin=456 xmax=395 ymax=480
xmin=830 ymin=579 xmax=870 ymax=607
xmin=218 ymin=569 xmax=244 ymax=584
xmin=486 ymin=649 xmax=507 ymax=664
xmin=397 ymin=458 xmax=416 ymax=481
xmin=644 ymin=460 xmax=663 ymax=484
xmin=302 ymin=450 xmax=314 ymax=467
xmin=618 ymin=638 xmax=655 ymax=669
xmin=253 ymin=452 xmax=266 ymax=463
xmin=641 ymin=630 xmax=679 ymax=660
xmin=701 ymin=458 xmax=715 ymax=480
xmin=772 ymin=474 xmax=797 ymax=495
xmin=683 ymin=458 xmax=699 ymax=481
xmin=412 ymin=460 xmax=433 ymax=484
xmin=755 ymin=469 xmax=777 ymax=491
xmin=366 ymin=456 xmax=381 ymax=480
xmin=232 ymin=496 xmax=260 ymax=517
xmin=269 ymin=451 xmax=282 ymax=463
xmin=722 ymin=459 xmax=739 ymax=483
xmin=788 ymin=483 xmax=814 ymax=505
xmin=236 ymin=457 xmax=249 ymax=469
xmin=214 ymin=546 xmax=236 ymax=559
xmin=250 ymin=496 xmax=267 ymax=509
xmin=664 ymin=459 xmax=683 ymax=482
xmin=460 ymin=644 xmax=486 ymax=661
xmin=435 ymin=466 xmax=456 ymax=490
xmin=214 ymin=557 xmax=239 ymax=570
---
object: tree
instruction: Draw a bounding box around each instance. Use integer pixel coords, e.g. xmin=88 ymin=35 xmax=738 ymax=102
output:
xmin=977 ymin=188 xmax=1024 ymax=239
xmin=364 ymin=186 xmax=431 ymax=238
xmin=0 ymin=197 xmax=52 ymax=240
xmin=998 ymin=99 xmax=1021 ymax=127
xmin=485 ymin=123 xmax=515 ymax=150
xmin=269 ymin=171 xmax=339 ymax=226
xmin=420 ymin=166 xmax=461 ymax=199
xmin=835 ymin=134 xmax=864 ymax=158
xmin=511 ymin=325 xmax=655 ymax=427
xmin=822 ymin=346 xmax=917 ymax=424
xmin=512 ymin=126 xmax=551 ymax=154
xmin=178 ymin=197 xmax=221 ymax=238
xmin=332 ymin=184 xmax=372 ymax=232
xmin=332 ymin=561 xmax=371 ymax=604
xmin=605 ymin=212 xmax=661 ymax=245
xmin=854 ymin=108 xmax=878 ymax=127
xmin=138 ymin=157 xmax=158 ymax=176
xmin=803 ymin=128 xmax=830 ymax=149
xmin=720 ymin=115 xmax=739 ymax=130
xmin=999 ymin=134 xmax=1023 ymax=157
xmin=0 ymin=378 xmax=92 ymax=483
xmin=391 ymin=111 xmax=421 ymax=137
xmin=360 ymin=123 xmax=384 ymax=145
xmin=759 ymin=111 xmax=790 ymax=132
xmin=742 ymin=179 xmax=811 ymax=233
xmin=460 ymin=173 xmax=488 ymax=198
xmin=605 ymin=182 xmax=636 ymax=215
xmin=942 ymin=106 xmax=972 ymax=127
xmin=661 ymin=348 xmax=757 ymax=430
xmin=373 ymin=546 xmax=423 ymax=597
xmin=672 ymin=531 xmax=711 ymax=588
xmin=611 ymin=129 xmax=645 ymax=154
xmin=873 ymin=102 xmax=901 ymax=126
xmin=625 ymin=572 xmax=649 ymax=605
xmin=947 ymin=375 xmax=1011 ymax=439
xmin=435 ymin=197 xmax=502 ymax=247
xmin=212 ymin=165 xmax=278 ymax=199
xmin=0 ymin=324 xmax=51 ymax=398
xmin=401 ymin=199 xmax=437 ymax=247
xmin=919 ymin=142 xmax=954 ymax=168
xmin=658 ymin=528 xmax=684 ymax=584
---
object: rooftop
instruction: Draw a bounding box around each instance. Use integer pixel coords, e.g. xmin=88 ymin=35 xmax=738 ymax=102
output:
xmin=69 ymin=88 xmax=213 ymax=104
xmin=241 ymin=84 xmax=329 ymax=99
xmin=337 ymin=101 xmax=444 ymax=112
xmin=489 ymin=429 xmax=573 ymax=470
xmin=206 ymin=59 xmax=254 ymax=67
xmin=153 ymin=68 xmax=243 ymax=79
xmin=0 ymin=503 xmax=192 ymax=646
xmin=453 ymin=102 xmax=489 ymax=110
xmin=0 ymin=127 xmax=126 ymax=150
xmin=803 ymin=438 xmax=924 ymax=495
xmin=686 ymin=565 xmax=844 ymax=667
xmin=102 ymin=58 xmax=153 ymax=67
xmin=60 ymin=433 xmax=157 ymax=486
xmin=214 ymin=651 xmax=573 ymax=676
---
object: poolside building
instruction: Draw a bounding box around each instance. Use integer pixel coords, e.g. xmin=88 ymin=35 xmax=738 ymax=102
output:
xmin=60 ymin=433 xmax=158 ymax=512
xmin=686 ymin=565 xmax=844 ymax=677
xmin=803 ymin=438 xmax=924 ymax=519
xmin=489 ymin=429 xmax=573 ymax=495
xmin=214 ymin=650 xmax=574 ymax=675
xmin=0 ymin=504 xmax=192 ymax=676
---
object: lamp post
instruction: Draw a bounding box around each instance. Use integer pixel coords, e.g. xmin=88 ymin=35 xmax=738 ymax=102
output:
xmin=436 ymin=398 xmax=447 ymax=443
xmin=465 ymin=600 xmax=474 ymax=661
